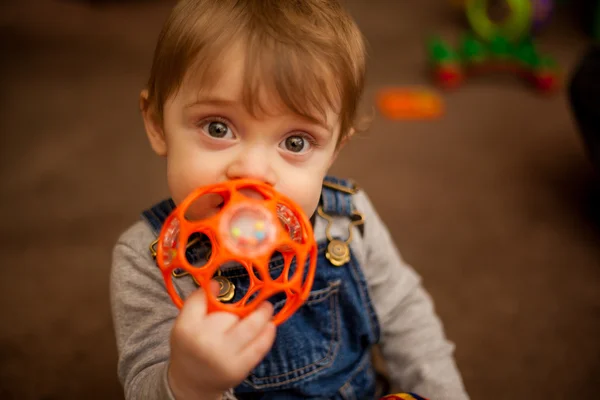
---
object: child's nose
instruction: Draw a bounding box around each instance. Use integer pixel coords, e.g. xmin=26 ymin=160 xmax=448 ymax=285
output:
xmin=226 ymin=147 xmax=277 ymax=186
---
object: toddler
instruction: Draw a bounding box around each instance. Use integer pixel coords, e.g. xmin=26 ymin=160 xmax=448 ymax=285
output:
xmin=110 ymin=1 xmax=470 ymax=399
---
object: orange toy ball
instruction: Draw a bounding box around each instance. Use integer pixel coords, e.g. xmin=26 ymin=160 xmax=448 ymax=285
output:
xmin=156 ymin=179 xmax=318 ymax=326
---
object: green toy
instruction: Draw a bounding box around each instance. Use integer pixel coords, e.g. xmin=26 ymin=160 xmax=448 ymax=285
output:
xmin=428 ymin=0 xmax=560 ymax=93
xmin=466 ymin=0 xmax=532 ymax=41
xmin=428 ymin=33 xmax=559 ymax=93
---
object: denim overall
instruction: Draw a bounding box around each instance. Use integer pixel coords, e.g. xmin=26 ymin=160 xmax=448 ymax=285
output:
xmin=142 ymin=177 xmax=381 ymax=400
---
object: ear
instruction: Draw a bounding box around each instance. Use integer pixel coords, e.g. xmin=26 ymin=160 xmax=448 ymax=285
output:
xmin=140 ymin=89 xmax=168 ymax=157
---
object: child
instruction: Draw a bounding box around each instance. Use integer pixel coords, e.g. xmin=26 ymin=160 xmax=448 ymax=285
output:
xmin=110 ymin=1 xmax=470 ymax=399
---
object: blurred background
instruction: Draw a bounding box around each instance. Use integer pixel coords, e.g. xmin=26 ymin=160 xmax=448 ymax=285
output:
xmin=1 ymin=0 xmax=599 ymax=399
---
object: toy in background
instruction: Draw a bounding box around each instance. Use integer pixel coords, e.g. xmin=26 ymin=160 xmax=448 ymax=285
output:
xmin=379 ymin=393 xmax=430 ymax=400
xmin=377 ymin=87 xmax=444 ymax=120
xmin=429 ymin=0 xmax=559 ymax=93
xmin=156 ymin=179 xmax=317 ymax=326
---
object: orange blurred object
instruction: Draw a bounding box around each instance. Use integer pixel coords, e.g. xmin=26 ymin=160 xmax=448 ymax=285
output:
xmin=156 ymin=179 xmax=317 ymax=326
xmin=377 ymin=87 xmax=444 ymax=120
xmin=379 ymin=394 xmax=429 ymax=400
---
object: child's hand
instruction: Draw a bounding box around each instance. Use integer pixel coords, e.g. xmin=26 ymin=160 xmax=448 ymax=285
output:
xmin=167 ymin=282 xmax=276 ymax=400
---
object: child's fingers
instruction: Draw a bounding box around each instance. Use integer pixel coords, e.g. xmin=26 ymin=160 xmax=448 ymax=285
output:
xmin=176 ymin=280 xmax=220 ymax=325
xmin=203 ymin=309 xmax=241 ymax=332
xmin=208 ymin=279 xmax=221 ymax=296
xmin=178 ymin=285 xmax=210 ymax=322
xmin=237 ymin=321 xmax=277 ymax=369
xmin=227 ymin=302 xmax=274 ymax=351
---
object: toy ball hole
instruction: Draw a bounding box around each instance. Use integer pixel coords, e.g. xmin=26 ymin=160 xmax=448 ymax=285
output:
xmin=298 ymin=253 xmax=314 ymax=288
xmin=237 ymin=186 xmax=268 ymax=201
xmin=242 ymin=288 xmax=262 ymax=307
xmin=250 ymin=264 xmax=266 ymax=283
xmin=184 ymin=232 xmax=213 ymax=268
xmin=218 ymin=259 xmax=246 ymax=272
xmin=280 ymin=253 xmax=301 ymax=284
xmin=268 ymin=252 xmax=285 ymax=280
xmin=184 ymin=193 xmax=226 ymax=222
xmin=487 ymin=0 xmax=510 ymax=23
xmin=265 ymin=291 xmax=289 ymax=312
xmin=214 ymin=261 xmax=256 ymax=305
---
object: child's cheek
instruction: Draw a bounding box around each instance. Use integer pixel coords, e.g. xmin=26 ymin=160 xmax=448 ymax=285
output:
xmin=282 ymin=181 xmax=322 ymax=218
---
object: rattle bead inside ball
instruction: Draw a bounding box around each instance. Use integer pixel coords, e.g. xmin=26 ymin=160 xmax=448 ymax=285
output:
xmin=221 ymin=203 xmax=277 ymax=257
xmin=277 ymin=203 xmax=302 ymax=243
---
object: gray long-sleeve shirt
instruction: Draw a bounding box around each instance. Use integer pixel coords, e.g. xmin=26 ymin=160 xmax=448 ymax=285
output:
xmin=110 ymin=190 xmax=469 ymax=399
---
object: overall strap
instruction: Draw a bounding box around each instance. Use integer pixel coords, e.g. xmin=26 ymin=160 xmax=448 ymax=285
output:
xmin=141 ymin=198 xmax=176 ymax=235
xmin=320 ymin=175 xmax=364 ymax=236
xmin=320 ymin=176 xmax=358 ymax=216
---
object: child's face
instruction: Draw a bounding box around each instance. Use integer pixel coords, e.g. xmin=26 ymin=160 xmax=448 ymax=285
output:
xmin=143 ymin=50 xmax=342 ymax=219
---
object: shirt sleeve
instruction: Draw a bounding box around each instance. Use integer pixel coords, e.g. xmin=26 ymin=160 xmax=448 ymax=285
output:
xmin=110 ymin=221 xmax=236 ymax=400
xmin=353 ymin=191 xmax=470 ymax=400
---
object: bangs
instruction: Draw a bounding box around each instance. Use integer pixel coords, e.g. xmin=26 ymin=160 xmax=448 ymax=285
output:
xmin=184 ymin=32 xmax=344 ymax=129
xmin=241 ymin=32 xmax=343 ymax=129
xmin=147 ymin=0 xmax=365 ymax=141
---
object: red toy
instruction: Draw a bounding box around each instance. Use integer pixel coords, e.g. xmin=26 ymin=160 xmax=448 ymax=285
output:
xmin=429 ymin=34 xmax=560 ymax=94
xmin=156 ymin=179 xmax=318 ymax=325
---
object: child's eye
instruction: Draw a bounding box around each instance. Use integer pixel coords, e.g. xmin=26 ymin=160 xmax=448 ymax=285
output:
xmin=280 ymin=134 xmax=314 ymax=154
xmin=201 ymin=119 xmax=235 ymax=139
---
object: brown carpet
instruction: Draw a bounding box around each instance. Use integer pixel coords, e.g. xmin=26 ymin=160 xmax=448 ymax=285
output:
xmin=1 ymin=1 xmax=599 ymax=399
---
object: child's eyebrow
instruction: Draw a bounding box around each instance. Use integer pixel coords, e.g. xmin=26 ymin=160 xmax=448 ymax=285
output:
xmin=300 ymin=114 xmax=333 ymax=134
xmin=184 ymin=96 xmax=237 ymax=108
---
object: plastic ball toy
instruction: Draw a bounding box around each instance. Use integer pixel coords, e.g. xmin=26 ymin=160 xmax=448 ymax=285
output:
xmin=156 ymin=179 xmax=317 ymax=325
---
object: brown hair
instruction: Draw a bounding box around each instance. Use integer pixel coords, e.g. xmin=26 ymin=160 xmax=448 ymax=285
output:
xmin=145 ymin=0 xmax=366 ymax=143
